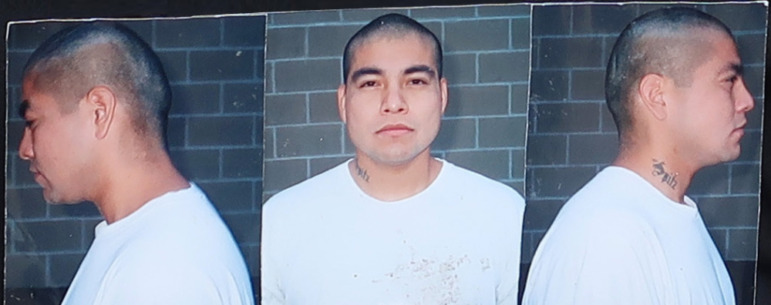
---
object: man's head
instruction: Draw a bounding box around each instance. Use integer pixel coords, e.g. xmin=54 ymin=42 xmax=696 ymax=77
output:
xmin=22 ymin=22 xmax=171 ymax=140
xmin=337 ymin=13 xmax=448 ymax=166
xmin=18 ymin=22 xmax=171 ymax=203
xmin=606 ymin=7 xmax=753 ymax=165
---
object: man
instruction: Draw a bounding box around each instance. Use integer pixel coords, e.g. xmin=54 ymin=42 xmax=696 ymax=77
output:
xmin=523 ymin=7 xmax=753 ymax=305
xmin=261 ymin=13 xmax=525 ymax=305
xmin=18 ymin=22 xmax=254 ymax=304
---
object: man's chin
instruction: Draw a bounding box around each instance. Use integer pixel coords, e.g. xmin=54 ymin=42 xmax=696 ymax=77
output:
xmin=373 ymin=152 xmax=425 ymax=167
xmin=726 ymin=146 xmax=742 ymax=162
xmin=713 ymin=147 xmax=741 ymax=165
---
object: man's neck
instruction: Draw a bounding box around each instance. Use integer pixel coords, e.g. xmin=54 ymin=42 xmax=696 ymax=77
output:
xmin=613 ymin=146 xmax=697 ymax=204
xmin=349 ymin=151 xmax=442 ymax=202
xmin=93 ymin=151 xmax=189 ymax=224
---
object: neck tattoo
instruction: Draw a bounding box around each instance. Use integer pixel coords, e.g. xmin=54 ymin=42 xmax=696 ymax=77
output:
xmin=651 ymin=159 xmax=678 ymax=189
xmin=354 ymin=159 xmax=370 ymax=183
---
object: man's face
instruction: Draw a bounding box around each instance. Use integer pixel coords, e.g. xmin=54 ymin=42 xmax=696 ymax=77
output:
xmin=338 ymin=33 xmax=447 ymax=166
xmin=19 ymin=76 xmax=93 ymax=204
xmin=668 ymin=31 xmax=754 ymax=166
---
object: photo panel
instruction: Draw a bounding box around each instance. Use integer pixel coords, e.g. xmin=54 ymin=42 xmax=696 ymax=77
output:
xmin=524 ymin=3 xmax=766 ymax=305
xmin=5 ymin=15 xmax=266 ymax=304
xmin=262 ymin=4 xmax=532 ymax=299
xmin=263 ymin=4 xmax=531 ymax=198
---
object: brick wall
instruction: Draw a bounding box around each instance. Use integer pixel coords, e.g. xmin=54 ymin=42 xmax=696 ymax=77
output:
xmin=263 ymin=5 xmax=531 ymax=203
xmin=526 ymin=3 xmax=765 ymax=304
xmin=5 ymin=16 xmax=265 ymax=299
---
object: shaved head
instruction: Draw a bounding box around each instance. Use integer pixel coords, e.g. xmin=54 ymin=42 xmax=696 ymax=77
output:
xmin=342 ymin=13 xmax=442 ymax=84
xmin=23 ymin=22 xmax=171 ymax=144
xmin=606 ymin=7 xmax=735 ymax=142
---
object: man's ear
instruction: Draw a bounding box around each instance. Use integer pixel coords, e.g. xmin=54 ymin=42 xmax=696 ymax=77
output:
xmin=637 ymin=73 xmax=668 ymax=121
xmin=337 ymin=84 xmax=347 ymax=123
xmin=439 ymin=77 xmax=448 ymax=114
xmin=85 ymin=86 xmax=117 ymax=139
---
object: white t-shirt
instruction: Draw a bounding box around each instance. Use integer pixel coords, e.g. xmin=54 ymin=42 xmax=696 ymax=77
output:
xmin=523 ymin=166 xmax=734 ymax=305
xmin=261 ymin=159 xmax=525 ymax=305
xmin=62 ymin=184 xmax=254 ymax=305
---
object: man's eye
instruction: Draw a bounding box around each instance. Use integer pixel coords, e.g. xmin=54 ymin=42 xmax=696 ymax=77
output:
xmin=360 ymin=81 xmax=377 ymax=88
xmin=722 ymin=74 xmax=739 ymax=85
xmin=409 ymin=79 xmax=427 ymax=85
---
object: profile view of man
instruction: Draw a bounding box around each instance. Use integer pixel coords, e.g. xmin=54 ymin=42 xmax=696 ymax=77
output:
xmin=523 ymin=7 xmax=754 ymax=305
xmin=261 ymin=13 xmax=525 ymax=305
xmin=18 ymin=22 xmax=254 ymax=304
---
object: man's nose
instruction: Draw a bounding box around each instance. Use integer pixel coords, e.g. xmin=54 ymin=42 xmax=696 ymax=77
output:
xmin=19 ymin=128 xmax=34 ymax=161
xmin=380 ymin=86 xmax=408 ymax=114
xmin=735 ymin=77 xmax=754 ymax=113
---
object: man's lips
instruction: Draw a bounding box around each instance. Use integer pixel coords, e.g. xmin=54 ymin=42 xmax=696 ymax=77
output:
xmin=734 ymin=127 xmax=745 ymax=138
xmin=376 ymin=123 xmax=414 ymax=136
xmin=734 ymin=122 xmax=747 ymax=135
xmin=29 ymin=168 xmax=44 ymax=183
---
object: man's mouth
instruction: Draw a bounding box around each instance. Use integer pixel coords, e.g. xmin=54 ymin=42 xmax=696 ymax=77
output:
xmin=376 ymin=124 xmax=414 ymax=136
xmin=734 ymin=128 xmax=745 ymax=138
xmin=30 ymin=168 xmax=44 ymax=183
xmin=734 ymin=121 xmax=747 ymax=135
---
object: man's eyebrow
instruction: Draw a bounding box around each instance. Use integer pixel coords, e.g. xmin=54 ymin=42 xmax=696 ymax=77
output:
xmin=18 ymin=100 xmax=30 ymax=119
xmin=404 ymin=65 xmax=436 ymax=78
xmin=732 ymin=63 xmax=743 ymax=75
xmin=350 ymin=67 xmax=383 ymax=83
xmin=722 ymin=63 xmax=743 ymax=76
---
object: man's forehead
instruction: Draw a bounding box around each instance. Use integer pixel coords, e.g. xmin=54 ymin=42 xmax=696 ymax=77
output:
xmin=690 ymin=31 xmax=740 ymax=71
xmin=21 ymin=75 xmax=39 ymax=104
xmin=350 ymin=33 xmax=437 ymax=68
xmin=19 ymin=78 xmax=42 ymax=117
xmin=21 ymin=74 xmax=47 ymax=102
xmin=19 ymin=73 xmax=67 ymax=116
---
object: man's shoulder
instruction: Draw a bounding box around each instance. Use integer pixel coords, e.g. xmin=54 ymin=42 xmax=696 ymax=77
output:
xmin=107 ymin=185 xmax=244 ymax=260
xmin=531 ymin=170 xmax=667 ymax=267
xmin=525 ymin=170 xmax=674 ymax=305
xmin=543 ymin=169 xmax=663 ymax=248
xmin=145 ymin=184 xmax=230 ymax=232
xmin=443 ymin=161 xmax=523 ymax=195
xmin=95 ymin=221 xmax=249 ymax=287
xmin=263 ymin=161 xmax=350 ymax=210
xmin=437 ymin=161 xmax=525 ymax=211
xmin=557 ymin=166 xmax=659 ymax=221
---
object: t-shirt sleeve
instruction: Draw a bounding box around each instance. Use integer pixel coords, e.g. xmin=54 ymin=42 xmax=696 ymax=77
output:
xmin=523 ymin=215 xmax=670 ymax=305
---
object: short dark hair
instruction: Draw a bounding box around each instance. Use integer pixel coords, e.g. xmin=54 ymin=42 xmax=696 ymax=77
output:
xmin=342 ymin=13 xmax=442 ymax=83
xmin=23 ymin=21 xmax=172 ymax=143
xmin=605 ymin=7 xmax=734 ymax=139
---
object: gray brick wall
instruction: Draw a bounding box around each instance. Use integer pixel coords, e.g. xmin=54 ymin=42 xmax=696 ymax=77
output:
xmin=263 ymin=5 xmax=531 ymax=202
xmin=5 ymin=16 xmax=266 ymax=297
xmin=526 ymin=3 xmax=765 ymax=304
